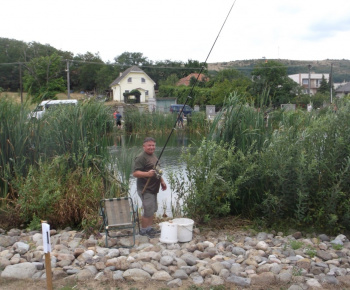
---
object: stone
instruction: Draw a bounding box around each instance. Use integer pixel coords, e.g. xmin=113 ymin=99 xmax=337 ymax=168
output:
xmin=142 ymin=263 xmax=157 ymax=274
xmin=160 ymin=255 xmax=174 ymax=266
xmin=1 ymin=262 xmax=37 ymax=279
xmin=227 ymin=274 xmax=251 ymax=287
xmin=123 ymin=268 xmax=151 ymax=281
xmin=0 ymin=236 xmax=15 ymax=248
xmin=112 ymin=270 xmax=124 ymax=281
xmin=211 ymin=261 xmax=225 ymax=274
xmin=190 ymin=272 xmax=204 ymax=284
xmin=173 ymin=269 xmax=188 ymax=279
xmin=296 ymin=258 xmax=311 ymax=270
xmin=210 ymin=274 xmax=224 ymax=285
xmin=256 ymin=241 xmax=268 ymax=251
xmin=13 ymin=242 xmax=30 ymax=254
xmin=287 ymin=285 xmax=304 ymax=290
xmin=306 ymin=278 xmax=322 ymax=288
xmin=180 ymin=253 xmax=197 ymax=266
xmin=229 ymin=246 xmax=246 ymax=256
xmin=167 ymin=278 xmax=182 ymax=288
xmin=316 ymin=250 xmax=332 ymax=261
xmin=152 ymin=270 xmax=172 ymax=281
xmin=292 ymin=232 xmax=302 ymax=239
xmin=257 ymin=232 xmax=268 ymax=241
xmin=251 ymin=272 xmax=276 ymax=286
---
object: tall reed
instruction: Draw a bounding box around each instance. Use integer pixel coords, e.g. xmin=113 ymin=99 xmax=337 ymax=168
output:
xmin=0 ymin=99 xmax=119 ymax=228
xmin=176 ymin=94 xmax=350 ymax=232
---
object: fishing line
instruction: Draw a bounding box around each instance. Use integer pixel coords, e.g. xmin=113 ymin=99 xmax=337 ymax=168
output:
xmin=155 ymin=0 xmax=237 ymax=166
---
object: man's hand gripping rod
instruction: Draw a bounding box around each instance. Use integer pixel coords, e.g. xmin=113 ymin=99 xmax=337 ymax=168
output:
xmin=141 ymin=166 xmax=163 ymax=194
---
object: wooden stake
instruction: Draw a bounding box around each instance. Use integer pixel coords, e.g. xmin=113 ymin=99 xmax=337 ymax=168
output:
xmin=44 ymin=252 xmax=53 ymax=290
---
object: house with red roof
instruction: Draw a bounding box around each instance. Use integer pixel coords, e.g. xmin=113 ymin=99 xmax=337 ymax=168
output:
xmin=176 ymin=73 xmax=207 ymax=86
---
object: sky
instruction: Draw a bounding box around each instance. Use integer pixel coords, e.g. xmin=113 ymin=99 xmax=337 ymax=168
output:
xmin=1 ymin=0 xmax=350 ymax=64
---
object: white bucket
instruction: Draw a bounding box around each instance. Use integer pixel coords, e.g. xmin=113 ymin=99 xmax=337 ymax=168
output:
xmin=159 ymin=222 xmax=178 ymax=244
xmin=172 ymin=218 xmax=194 ymax=242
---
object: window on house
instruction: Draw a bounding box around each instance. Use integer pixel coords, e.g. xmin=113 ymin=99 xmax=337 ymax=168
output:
xmin=145 ymin=90 xmax=149 ymax=96
xmin=302 ymin=79 xmax=309 ymax=85
xmin=316 ymin=79 xmax=322 ymax=87
xmin=125 ymin=90 xmax=129 ymax=93
xmin=141 ymin=77 xmax=146 ymax=83
xmin=128 ymin=77 xmax=132 ymax=83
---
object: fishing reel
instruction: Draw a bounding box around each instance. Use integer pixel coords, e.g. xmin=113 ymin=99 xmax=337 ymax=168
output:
xmin=155 ymin=166 xmax=163 ymax=179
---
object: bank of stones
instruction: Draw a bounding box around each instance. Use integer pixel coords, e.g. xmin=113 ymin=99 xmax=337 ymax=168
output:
xmin=1 ymin=226 xmax=350 ymax=289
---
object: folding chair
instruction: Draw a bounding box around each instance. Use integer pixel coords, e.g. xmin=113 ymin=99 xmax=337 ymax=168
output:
xmin=100 ymin=197 xmax=139 ymax=248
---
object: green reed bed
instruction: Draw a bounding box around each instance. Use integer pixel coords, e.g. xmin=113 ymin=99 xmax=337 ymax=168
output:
xmin=124 ymin=109 xmax=175 ymax=133
xmin=124 ymin=108 xmax=210 ymax=134
xmin=0 ymin=99 xmax=120 ymax=230
xmin=175 ymin=95 xmax=350 ymax=233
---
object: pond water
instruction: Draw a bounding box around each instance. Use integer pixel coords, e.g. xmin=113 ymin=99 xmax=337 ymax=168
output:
xmin=109 ymin=131 xmax=203 ymax=217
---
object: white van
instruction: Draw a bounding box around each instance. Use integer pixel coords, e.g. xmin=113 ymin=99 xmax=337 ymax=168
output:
xmin=29 ymin=99 xmax=78 ymax=119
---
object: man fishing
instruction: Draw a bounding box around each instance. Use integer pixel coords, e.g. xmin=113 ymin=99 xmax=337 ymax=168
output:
xmin=133 ymin=137 xmax=167 ymax=237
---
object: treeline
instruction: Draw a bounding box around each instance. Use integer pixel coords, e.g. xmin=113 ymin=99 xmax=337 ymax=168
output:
xmin=0 ymin=37 xmax=339 ymax=109
xmin=0 ymin=37 xmax=206 ymax=94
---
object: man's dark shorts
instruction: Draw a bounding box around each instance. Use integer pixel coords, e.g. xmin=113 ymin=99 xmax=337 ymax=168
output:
xmin=137 ymin=191 xmax=158 ymax=217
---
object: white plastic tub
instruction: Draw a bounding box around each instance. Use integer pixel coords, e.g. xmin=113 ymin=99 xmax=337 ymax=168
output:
xmin=159 ymin=222 xmax=178 ymax=244
xmin=172 ymin=218 xmax=194 ymax=242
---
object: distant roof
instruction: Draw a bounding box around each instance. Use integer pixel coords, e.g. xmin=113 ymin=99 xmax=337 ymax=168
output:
xmin=336 ymin=82 xmax=350 ymax=93
xmin=176 ymin=73 xmax=207 ymax=86
xmin=110 ymin=65 xmax=155 ymax=87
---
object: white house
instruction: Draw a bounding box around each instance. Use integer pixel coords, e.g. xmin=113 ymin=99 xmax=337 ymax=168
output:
xmin=110 ymin=66 xmax=156 ymax=103
xmin=289 ymin=73 xmax=330 ymax=95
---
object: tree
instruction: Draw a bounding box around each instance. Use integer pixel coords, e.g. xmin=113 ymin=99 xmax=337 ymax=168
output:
xmin=114 ymin=52 xmax=148 ymax=67
xmin=74 ymin=52 xmax=104 ymax=92
xmin=23 ymin=53 xmax=66 ymax=103
xmin=318 ymin=74 xmax=329 ymax=94
xmin=95 ymin=64 xmax=120 ymax=94
xmin=250 ymin=60 xmax=300 ymax=107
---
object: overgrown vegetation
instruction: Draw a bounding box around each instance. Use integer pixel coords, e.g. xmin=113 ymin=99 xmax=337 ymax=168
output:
xmin=123 ymin=107 xmax=209 ymax=135
xmin=172 ymin=94 xmax=350 ymax=234
xmin=0 ymin=99 xmax=123 ymax=230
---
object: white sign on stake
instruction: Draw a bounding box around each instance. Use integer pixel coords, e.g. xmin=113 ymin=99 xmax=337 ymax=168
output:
xmin=42 ymin=222 xmax=51 ymax=253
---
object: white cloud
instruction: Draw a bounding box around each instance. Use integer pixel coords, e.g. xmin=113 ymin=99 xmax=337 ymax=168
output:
xmin=1 ymin=0 xmax=349 ymax=63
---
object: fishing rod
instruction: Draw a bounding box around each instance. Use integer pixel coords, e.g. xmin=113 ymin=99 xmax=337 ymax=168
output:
xmin=141 ymin=1 xmax=237 ymax=193
xmin=156 ymin=0 xmax=237 ymax=167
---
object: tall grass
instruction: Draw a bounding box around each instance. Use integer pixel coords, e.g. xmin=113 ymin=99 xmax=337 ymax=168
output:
xmin=0 ymin=99 xmax=120 ymax=229
xmin=176 ymin=94 xmax=350 ymax=233
xmin=124 ymin=108 xmax=175 ymax=133
xmin=123 ymin=108 xmax=210 ymax=134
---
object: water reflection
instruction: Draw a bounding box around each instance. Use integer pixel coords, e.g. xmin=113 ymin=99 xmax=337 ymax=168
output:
xmin=110 ymin=132 xmax=201 ymax=217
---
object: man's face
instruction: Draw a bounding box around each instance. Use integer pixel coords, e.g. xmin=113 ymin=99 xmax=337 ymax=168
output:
xmin=143 ymin=141 xmax=156 ymax=155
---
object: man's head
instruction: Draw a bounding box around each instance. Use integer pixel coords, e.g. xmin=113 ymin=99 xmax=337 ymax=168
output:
xmin=143 ymin=137 xmax=156 ymax=155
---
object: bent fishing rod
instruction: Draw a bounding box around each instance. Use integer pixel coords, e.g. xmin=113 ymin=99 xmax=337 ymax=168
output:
xmin=156 ymin=0 xmax=237 ymax=165
xmin=142 ymin=0 xmax=237 ymax=193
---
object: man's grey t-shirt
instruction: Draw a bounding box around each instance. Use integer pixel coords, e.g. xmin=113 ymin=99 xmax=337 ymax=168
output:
xmin=133 ymin=151 xmax=161 ymax=194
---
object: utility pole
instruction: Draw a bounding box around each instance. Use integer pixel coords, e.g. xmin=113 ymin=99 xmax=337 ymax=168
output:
xmin=330 ymin=63 xmax=333 ymax=103
xmin=66 ymin=60 xmax=70 ymax=99
xmin=19 ymin=63 xmax=23 ymax=104
xmin=308 ymin=64 xmax=311 ymax=96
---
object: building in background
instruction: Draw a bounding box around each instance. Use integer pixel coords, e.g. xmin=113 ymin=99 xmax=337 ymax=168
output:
xmin=289 ymin=73 xmax=330 ymax=95
xmin=110 ymin=66 xmax=156 ymax=103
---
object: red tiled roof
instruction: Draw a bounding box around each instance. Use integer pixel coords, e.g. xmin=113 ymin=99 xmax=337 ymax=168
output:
xmin=176 ymin=73 xmax=207 ymax=86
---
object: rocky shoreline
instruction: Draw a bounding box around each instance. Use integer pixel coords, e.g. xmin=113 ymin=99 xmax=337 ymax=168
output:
xmin=1 ymin=226 xmax=350 ymax=289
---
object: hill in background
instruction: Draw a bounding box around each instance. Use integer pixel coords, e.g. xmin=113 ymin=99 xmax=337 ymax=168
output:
xmin=208 ymin=59 xmax=350 ymax=83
